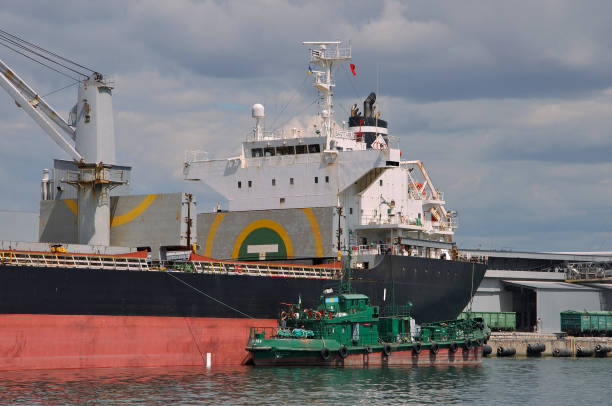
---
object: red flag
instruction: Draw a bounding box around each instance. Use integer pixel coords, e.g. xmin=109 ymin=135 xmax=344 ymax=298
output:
xmin=350 ymin=63 xmax=356 ymax=76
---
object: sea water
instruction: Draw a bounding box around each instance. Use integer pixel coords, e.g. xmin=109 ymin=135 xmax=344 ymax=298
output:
xmin=0 ymin=358 xmax=609 ymax=405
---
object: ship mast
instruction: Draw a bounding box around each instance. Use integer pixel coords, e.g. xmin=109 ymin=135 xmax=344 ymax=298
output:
xmin=302 ymin=41 xmax=351 ymax=140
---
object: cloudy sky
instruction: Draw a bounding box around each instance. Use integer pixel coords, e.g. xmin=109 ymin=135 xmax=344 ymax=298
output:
xmin=1 ymin=0 xmax=611 ymax=251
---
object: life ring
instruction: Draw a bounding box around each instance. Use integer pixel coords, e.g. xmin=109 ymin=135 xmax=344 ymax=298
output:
xmin=383 ymin=343 xmax=392 ymax=356
xmin=314 ymin=312 xmax=321 ymax=320
xmin=412 ymin=342 xmax=421 ymax=354
xmin=449 ymin=342 xmax=458 ymax=353
xmin=320 ymin=347 xmax=330 ymax=361
xmin=280 ymin=311 xmax=287 ymax=321
xmin=235 ymin=265 xmax=243 ymax=273
xmin=431 ymin=342 xmax=439 ymax=354
xmin=464 ymin=340 xmax=472 ymax=350
xmin=339 ymin=345 xmax=348 ymax=359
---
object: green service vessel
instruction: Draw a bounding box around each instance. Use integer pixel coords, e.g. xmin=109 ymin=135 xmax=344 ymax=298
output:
xmin=245 ymin=288 xmax=491 ymax=366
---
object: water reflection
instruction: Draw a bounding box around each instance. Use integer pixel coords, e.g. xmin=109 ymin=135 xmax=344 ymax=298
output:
xmin=0 ymin=359 xmax=610 ymax=405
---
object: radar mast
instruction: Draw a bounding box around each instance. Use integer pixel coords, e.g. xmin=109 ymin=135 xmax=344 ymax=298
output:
xmin=302 ymin=41 xmax=351 ymax=140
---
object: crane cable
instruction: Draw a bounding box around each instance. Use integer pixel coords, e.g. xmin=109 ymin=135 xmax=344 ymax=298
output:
xmin=0 ymin=40 xmax=81 ymax=82
xmin=0 ymin=29 xmax=95 ymax=74
xmin=0 ymin=32 xmax=88 ymax=78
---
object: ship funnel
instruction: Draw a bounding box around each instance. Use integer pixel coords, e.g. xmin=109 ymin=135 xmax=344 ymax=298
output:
xmin=364 ymin=92 xmax=376 ymax=118
xmin=252 ymin=103 xmax=264 ymax=140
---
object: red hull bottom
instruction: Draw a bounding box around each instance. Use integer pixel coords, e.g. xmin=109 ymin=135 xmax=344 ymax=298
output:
xmin=0 ymin=314 xmax=272 ymax=371
xmin=252 ymin=348 xmax=483 ymax=367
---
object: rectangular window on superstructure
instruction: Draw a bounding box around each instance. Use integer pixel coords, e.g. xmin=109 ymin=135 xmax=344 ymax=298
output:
xmin=251 ymin=148 xmax=263 ymax=157
xmin=238 ymin=181 xmax=241 ymax=189
xmin=264 ymin=147 xmax=275 ymax=157
xmin=278 ymin=146 xmax=295 ymax=155
xmin=308 ymin=144 xmax=320 ymax=153
xmin=325 ymin=176 xmax=329 ymax=183
xmin=248 ymin=180 xmax=252 ymax=188
xmin=296 ymin=145 xmax=307 ymax=154
xmin=379 ymin=179 xmax=383 ymax=186
xmin=314 ymin=177 xmax=318 ymax=184
xmin=290 ymin=178 xmax=294 ymax=185
xmin=272 ymin=179 xmax=276 ymax=186
xmin=349 ymin=208 xmax=353 ymax=215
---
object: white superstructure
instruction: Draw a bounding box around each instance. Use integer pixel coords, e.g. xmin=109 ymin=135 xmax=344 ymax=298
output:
xmin=184 ymin=41 xmax=458 ymax=260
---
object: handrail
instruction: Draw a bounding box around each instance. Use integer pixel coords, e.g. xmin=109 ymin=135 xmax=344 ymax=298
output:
xmin=0 ymin=250 xmax=149 ymax=271
xmin=0 ymin=249 xmax=341 ymax=279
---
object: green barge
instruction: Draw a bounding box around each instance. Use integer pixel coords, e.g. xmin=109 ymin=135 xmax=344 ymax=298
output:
xmin=245 ymin=289 xmax=491 ymax=366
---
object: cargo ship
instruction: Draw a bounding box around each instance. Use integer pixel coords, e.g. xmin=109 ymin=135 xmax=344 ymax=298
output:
xmin=0 ymin=37 xmax=485 ymax=370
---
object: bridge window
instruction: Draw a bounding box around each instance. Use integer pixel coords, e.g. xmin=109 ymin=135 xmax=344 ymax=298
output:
xmin=238 ymin=181 xmax=241 ymax=188
xmin=251 ymin=148 xmax=263 ymax=157
xmin=248 ymin=181 xmax=252 ymax=188
xmin=325 ymin=176 xmax=329 ymax=183
xmin=277 ymin=146 xmax=295 ymax=155
xmin=290 ymin=178 xmax=294 ymax=185
xmin=314 ymin=177 xmax=318 ymax=184
xmin=296 ymin=145 xmax=307 ymax=154
xmin=308 ymin=144 xmax=320 ymax=153
xmin=264 ymin=147 xmax=275 ymax=157
xmin=272 ymin=179 xmax=276 ymax=186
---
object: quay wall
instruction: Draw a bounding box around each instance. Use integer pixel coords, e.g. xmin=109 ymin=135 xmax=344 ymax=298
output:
xmin=488 ymin=332 xmax=611 ymax=357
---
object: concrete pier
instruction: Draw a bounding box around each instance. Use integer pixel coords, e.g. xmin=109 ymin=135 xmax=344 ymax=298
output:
xmin=487 ymin=332 xmax=612 ymax=357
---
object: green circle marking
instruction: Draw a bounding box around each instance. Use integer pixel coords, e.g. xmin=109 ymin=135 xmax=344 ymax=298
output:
xmin=238 ymin=227 xmax=287 ymax=260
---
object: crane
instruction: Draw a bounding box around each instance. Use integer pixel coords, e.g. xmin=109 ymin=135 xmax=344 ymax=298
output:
xmin=0 ymin=47 xmax=126 ymax=246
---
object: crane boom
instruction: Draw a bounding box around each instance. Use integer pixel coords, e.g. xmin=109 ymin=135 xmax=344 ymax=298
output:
xmin=0 ymin=58 xmax=82 ymax=161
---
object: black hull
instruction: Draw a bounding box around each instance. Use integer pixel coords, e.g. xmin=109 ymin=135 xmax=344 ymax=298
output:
xmin=0 ymin=256 xmax=485 ymax=323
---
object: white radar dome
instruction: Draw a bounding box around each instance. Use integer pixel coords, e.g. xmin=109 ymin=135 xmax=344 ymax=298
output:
xmin=252 ymin=104 xmax=265 ymax=119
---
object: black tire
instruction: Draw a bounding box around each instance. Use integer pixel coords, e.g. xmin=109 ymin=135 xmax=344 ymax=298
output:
xmin=476 ymin=338 xmax=483 ymax=347
xmin=430 ymin=342 xmax=439 ymax=354
xmin=320 ymin=347 xmax=330 ymax=361
xmin=449 ymin=342 xmax=458 ymax=353
xmin=383 ymin=344 xmax=392 ymax=356
xmin=464 ymin=340 xmax=472 ymax=350
xmin=412 ymin=342 xmax=421 ymax=354
xmin=338 ymin=345 xmax=348 ymax=359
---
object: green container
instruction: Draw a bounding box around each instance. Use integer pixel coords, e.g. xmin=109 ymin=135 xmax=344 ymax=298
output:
xmin=561 ymin=310 xmax=612 ymax=336
xmin=458 ymin=312 xmax=516 ymax=331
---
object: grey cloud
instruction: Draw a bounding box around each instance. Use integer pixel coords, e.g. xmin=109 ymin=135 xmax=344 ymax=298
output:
xmin=1 ymin=0 xmax=612 ymax=251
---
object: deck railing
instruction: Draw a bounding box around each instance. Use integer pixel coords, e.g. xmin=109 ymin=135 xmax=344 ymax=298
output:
xmin=1 ymin=250 xmax=341 ymax=280
xmin=0 ymin=250 xmax=149 ymax=271
xmin=187 ymin=260 xmax=339 ymax=279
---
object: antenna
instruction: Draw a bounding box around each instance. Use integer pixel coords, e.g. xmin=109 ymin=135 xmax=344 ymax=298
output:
xmin=303 ymin=41 xmax=351 ymax=141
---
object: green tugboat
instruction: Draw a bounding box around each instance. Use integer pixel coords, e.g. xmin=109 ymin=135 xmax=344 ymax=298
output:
xmin=245 ymin=255 xmax=490 ymax=366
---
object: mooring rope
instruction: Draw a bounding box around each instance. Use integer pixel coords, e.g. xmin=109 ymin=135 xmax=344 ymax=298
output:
xmin=165 ymin=271 xmax=255 ymax=319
